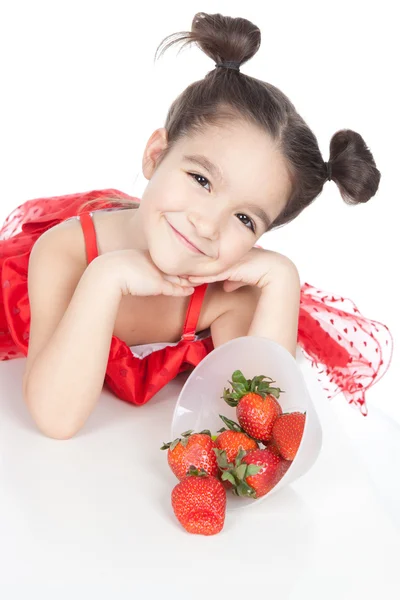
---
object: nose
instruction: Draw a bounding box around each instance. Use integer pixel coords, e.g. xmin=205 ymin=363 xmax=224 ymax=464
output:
xmin=187 ymin=211 xmax=220 ymax=241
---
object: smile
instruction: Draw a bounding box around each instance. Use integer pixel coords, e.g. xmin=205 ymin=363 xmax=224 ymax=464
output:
xmin=167 ymin=220 xmax=205 ymax=255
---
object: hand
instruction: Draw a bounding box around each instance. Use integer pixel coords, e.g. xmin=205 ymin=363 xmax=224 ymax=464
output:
xmin=186 ymin=247 xmax=295 ymax=293
xmin=90 ymin=249 xmax=196 ymax=298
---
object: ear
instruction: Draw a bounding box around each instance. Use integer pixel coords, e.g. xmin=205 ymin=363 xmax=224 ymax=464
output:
xmin=142 ymin=128 xmax=168 ymax=180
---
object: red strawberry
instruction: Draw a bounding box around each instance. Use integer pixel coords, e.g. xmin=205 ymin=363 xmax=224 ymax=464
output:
xmin=272 ymin=412 xmax=306 ymax=461
xmin=216 ymin=447 xmax=284 ymax=499
xmin=171 ymin=467 xmax=226 ymax=535
xmin=160 ymin=429 xmax=218 ymax=481
xmin=276 ymin=458 xmax=292 ymax=482
xmin=222 ymin=370 xmax=283 ymax=442
xmin=263 ymin=439 xmax=282 ymax=457
xmin=215 ymin=414 xmax=259 ymax=463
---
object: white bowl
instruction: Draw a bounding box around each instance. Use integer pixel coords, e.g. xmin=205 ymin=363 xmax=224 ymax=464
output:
xmin=171 ymin=336 xmax=323 ymax=511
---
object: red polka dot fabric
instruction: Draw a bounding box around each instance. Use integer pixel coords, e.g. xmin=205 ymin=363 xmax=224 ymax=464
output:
xmin=297 ymin=282 xmax=393 ymax=416
xmin=0 ymin=190 xmax=393 ymax=415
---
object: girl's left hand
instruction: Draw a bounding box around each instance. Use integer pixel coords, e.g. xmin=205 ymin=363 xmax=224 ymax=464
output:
xmin=186 ymin=247 xmax=295 ymax=293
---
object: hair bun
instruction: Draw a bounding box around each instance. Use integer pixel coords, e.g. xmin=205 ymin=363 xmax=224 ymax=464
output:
xmin=154 ymin=12 xmax=261 ymax=69
xmin=329 ymin=129 xmax=381 ymax=204
xmin=192 ymin=12 xmax=261 ymax=66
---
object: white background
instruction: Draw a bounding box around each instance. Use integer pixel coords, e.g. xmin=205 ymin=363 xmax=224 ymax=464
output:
xmin=1 ymin=2 xmax=399 ymax=596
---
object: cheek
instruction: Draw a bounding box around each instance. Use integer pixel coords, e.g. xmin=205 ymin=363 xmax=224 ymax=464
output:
xmin=142 ymin=170 xmax=182 ymax=209
xmin=218 ymin=239 xmax=249 ymax=267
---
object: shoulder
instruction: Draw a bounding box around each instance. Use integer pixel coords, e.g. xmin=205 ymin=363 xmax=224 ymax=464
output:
xmin=33 ymin=216 xmax=87 ymax=270
xmin=33 ymin=207 xmax=132 ymax=269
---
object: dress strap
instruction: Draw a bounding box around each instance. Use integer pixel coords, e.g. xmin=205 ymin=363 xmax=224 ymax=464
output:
xmin=180 ymin=283 xmax=208 ymax=341
xmin=78 ymin=212 xmax=99 ymax=264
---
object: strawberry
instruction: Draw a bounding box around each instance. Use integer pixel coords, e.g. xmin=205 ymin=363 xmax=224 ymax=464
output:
xmin=215 ymin=414 xmax=259 ymax=463
xmin=171 ymin=467 xmax=226 ymax=535
xmin=276 ymin=458 xmax=292 ymax=481
xmin=160 ymin=429 xmax=218 ymax=481
xmin=222 ymin=370 xmax=283 ymax=442
xmin=262 ymin=439 xmax=282 ymax=457
xmin=272 ymin=412 xmax=306 ymax=461
xmin=215 ymin=447 xmax=284 ymax=499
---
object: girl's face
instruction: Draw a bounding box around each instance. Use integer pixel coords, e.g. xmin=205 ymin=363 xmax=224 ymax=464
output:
xmin=128 ymin=120 xmax=292 ymax=277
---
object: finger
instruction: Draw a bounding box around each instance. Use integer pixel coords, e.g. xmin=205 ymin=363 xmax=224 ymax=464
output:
xmin=164 ymin=281 xmax=194 ymax=295
xmin=188 ymin=275 xmax=220 ymax=283
xmin=164 ymin=275 xmax=192 ymax=286
xmin=171 ymin=288 xmax=195 ymax=295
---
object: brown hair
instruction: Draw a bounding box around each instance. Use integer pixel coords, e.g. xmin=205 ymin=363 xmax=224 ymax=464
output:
xmin=79 ymin=12 xmax=381 ymax=231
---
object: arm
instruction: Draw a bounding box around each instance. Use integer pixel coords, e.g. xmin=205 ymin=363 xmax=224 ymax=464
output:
xmin=23 ymin=233 xmax=122 ymax=440
xmin=247 ymin=263 xmax=301 ymax=357
xmin=211 ymin=262 xmax=301 ymax=358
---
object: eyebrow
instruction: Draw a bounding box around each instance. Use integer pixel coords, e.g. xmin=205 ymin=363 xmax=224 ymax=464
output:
xmin=183 ymin=153 xmax=272 ymax=231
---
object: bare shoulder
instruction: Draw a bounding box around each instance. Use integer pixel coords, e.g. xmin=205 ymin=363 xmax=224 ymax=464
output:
xmin=35 ymin=216 xmax=87 ymax=269
xmin=34 ymin=207 xmax=133 ymax=268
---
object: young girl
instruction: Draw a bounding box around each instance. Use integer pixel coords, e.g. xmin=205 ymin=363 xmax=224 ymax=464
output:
xmin=0 ymin=12 xmax=392 ymax=439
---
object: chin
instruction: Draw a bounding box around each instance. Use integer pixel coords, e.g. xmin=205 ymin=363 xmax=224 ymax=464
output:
xmin=148 ymin=248 xmax=187 ymax=276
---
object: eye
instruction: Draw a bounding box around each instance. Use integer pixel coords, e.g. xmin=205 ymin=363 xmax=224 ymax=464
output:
xmin=236 ymin=213 xmax=256 ymax=233
xmin=188 ymin=173 xmax=256 ymax=234
xmin=189 ymin=172 xmax=211 ymax=191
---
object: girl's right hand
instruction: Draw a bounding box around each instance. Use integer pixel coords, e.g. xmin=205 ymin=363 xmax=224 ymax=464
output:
xmin=89 ymin=248 xmax=196 ymax=298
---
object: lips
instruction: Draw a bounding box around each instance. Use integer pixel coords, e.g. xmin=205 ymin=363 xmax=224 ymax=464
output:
xmin=167 ymin=220 xmax=205 ymax=254
xmin=180 ymin=232 xmax=202 ymax=253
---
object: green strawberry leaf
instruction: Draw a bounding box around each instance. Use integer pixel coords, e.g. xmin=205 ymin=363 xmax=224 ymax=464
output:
xmin=214 ymin=448 xmax=230 ymax=469
xmin=245 ymin=464 xmax=262 ymax=476
xmin=235 ymin=464 xmax=247 ymax=480
xmin=231 ymin=382 xmax=248 ymax=395
xmin=231 ymin=370 xmax=248 ymax=385
xmin=186 ymin=465 xmax=209 ymax=477
xmin=218 ymin=414 xmax=243 ymax=432
xmin=236 ymin=480 xmax=256 ymax=498
xmin=234 ymin=447 xmax=247 ymax=467
xmin=199 ymin=429 xmax=213 ymax=437
xmin=221 ymin=472 xmax=236 ymax=485
xmin=169 ymin=438 xmax=181 ymax=451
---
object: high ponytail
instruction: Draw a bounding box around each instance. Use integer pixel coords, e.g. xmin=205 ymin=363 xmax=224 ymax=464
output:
xmin=154 ymin=12 xmax=261 ymax=70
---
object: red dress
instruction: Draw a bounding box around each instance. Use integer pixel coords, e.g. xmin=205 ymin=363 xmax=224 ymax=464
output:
xmin=0 ymin=189 xmax=393 ymax=415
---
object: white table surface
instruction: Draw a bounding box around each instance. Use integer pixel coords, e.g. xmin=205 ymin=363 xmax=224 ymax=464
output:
xmin=1 ymin=353 xmax=399 ymax=599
